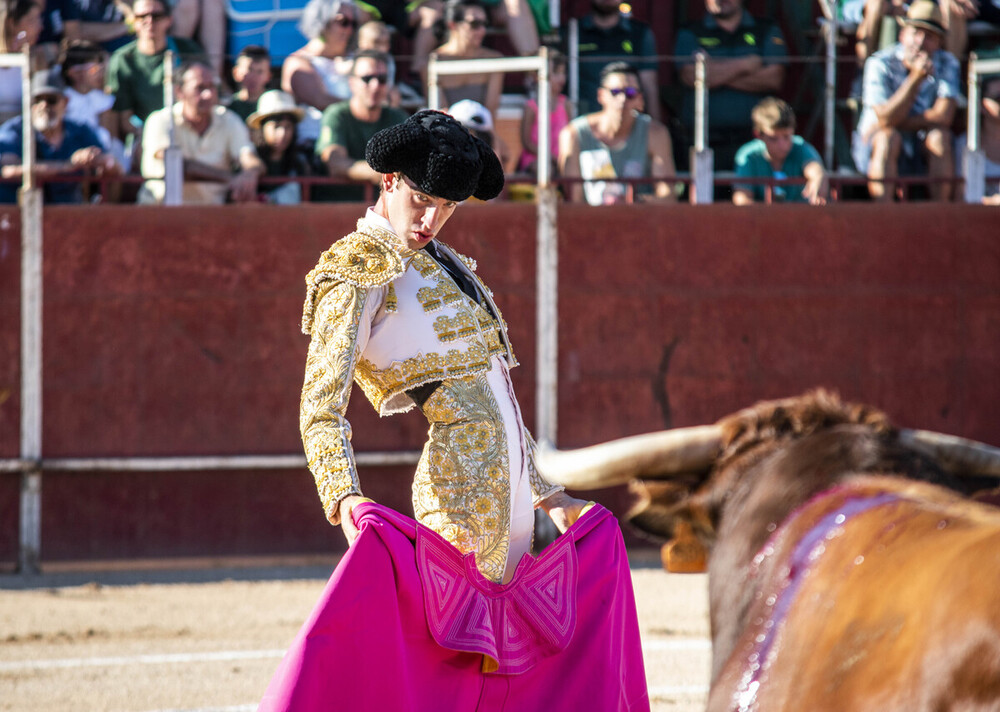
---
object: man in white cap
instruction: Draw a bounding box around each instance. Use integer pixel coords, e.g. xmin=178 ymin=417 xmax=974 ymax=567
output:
xmin=852 ymin=0 xmax=961 ymax=202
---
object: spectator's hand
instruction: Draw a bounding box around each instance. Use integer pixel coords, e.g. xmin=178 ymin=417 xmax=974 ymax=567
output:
xmin=94 ymin=154 xmax=122 ymax=177
xmin=338 ymin=495 xmax=373 ymax=545
xmin=228 ymin=170 xmax=259 ymax=203
xmin=910 ymin=53 xmax=934 ymax=79
xmin=888 ymin=0 xmax=909 ymax=16
xmin=540 ymin=491 xmax=592 ymax=534
xmin=69 ymin=147 xmax=103 ymax=169
xmin=802 ymin=186 xmax=827 ymax=206
xmin=946 ymin=0 xmax=979 ymax=18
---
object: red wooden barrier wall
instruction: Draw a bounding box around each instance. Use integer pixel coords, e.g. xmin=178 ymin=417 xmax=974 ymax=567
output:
xmin=1 ymin=202 xmax=998 ymax=568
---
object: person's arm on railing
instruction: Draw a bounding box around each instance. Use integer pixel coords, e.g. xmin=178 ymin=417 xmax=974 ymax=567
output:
xmin=802 ymin=160 xmax=829 ymax=206
xmin=643 ymin=120 xmax=677 ymax=203
xmin=556 ymin=121 xmax=583 ymax=203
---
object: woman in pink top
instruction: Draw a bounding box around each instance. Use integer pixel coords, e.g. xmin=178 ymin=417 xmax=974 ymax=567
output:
xmin=518 ymin=51 xmax=572 ymax=175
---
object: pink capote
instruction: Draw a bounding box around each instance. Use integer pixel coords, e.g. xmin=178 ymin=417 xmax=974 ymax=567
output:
xmin=259 ymin=502 xmax=649 ymax=712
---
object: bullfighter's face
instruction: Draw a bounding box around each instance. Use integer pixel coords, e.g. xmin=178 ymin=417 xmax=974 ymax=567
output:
xmin=379 ymin=172 xmax=460 ymax=251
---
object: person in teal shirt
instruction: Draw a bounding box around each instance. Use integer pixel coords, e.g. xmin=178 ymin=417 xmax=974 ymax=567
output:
xmin=733 ymin=97 xmax=828 ymax=205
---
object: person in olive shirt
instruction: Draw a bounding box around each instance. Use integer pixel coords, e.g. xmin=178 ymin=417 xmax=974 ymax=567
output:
xmin=315 ymin=49 xmax=408 ymax=201
xmin=105 ymin=0 xmax=203 ymax=141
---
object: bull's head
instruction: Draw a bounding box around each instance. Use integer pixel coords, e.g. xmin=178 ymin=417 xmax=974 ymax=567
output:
xmin=538 ymin=390 xmax=1000 ymax=572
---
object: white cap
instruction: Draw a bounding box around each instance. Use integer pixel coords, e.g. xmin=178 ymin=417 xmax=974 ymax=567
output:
xmin=448 ymin=99 xmax=494 ymax=132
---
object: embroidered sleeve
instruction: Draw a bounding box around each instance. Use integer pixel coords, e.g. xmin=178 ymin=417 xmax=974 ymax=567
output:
xmin=300 ymin=281 xmax=369 ymax=523
xmin=525 ymin=430 xmax=564 ymax=505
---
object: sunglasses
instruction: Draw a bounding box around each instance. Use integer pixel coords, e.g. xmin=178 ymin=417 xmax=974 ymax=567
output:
xmin=463 ymin=18 xmax=487 ymax=29
xmin=134 ymin=11 xmax=168 ymax=21
xmin=356 ymin=73 xmax=388 ymax=84
xmin=605 ymin=86 xmax=640 ymax=99
xmin=333 ymin=16 xmax=357 ymax=28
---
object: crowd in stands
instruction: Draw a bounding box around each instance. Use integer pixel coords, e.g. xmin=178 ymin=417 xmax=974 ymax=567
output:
xmin=0 ymin=0 xmax=997 ymax=205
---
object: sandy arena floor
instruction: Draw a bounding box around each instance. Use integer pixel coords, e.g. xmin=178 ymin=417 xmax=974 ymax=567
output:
xmin=1 ymin=552 xmax=711 ymax=712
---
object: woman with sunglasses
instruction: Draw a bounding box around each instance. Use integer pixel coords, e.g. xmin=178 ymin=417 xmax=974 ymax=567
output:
xmin=558 ymin=61 xmax=677 ymax=206
xmin=432 ymin=1 xmax=503 ymax=122
xmin=0 ymin=0 xmax=43 ymax=123
xmin=282 ymin=0 xmax=359 ymax=117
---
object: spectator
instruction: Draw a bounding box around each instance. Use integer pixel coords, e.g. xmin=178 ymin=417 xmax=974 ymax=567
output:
xmin=518 ymin=49 xmax=573 ymax=175
xmin=168 ymin=0 xmax=225 ymax=78
xmin=939 ymin=0 xmax=1000 ymax=58
xmin=956 ymin=73 xmax=1000 ymax=199
xmin=0 ymin=68 xmax=120 ymax=203
xmin=732 ymin=97 xmax=827 ymax=205
xmin=105 ymin=0 xmax=204 ymax=139
xmin=139 ymin=60 xmax=263 ymax=204
xmin=281 ymin=0 xmax=357 ymax=112
xmin=226 ymin=44 xmax=271 ymax=122
xmin=36 ymin=0 xmax=80 ymax=67
xmin=449 ymin=98 xmax=512 ymax=173
xmin=852 ymin=0 xmax=960 ymax=202
xmin=247 ymin=89 xmax=312 ymax=204
xmin=432 ymin=1 xmax=503 ymax=121
xmin=315 ymin=49 xmax=407 ymax=200
xmin=0 ymin=0 xmax=44 ymax=123
xmin=558 ymin=61 xmax=676 ymax=205
xmin=60 ymin=39 xmax=128 ymax=169
xmin=72 ymin=0 xmax=132 ymax=54
xmin=559 ymin=0 xmax=660 ymax=121
xmin=673 ymin=0 xmax=786 ymax=171
xmin=475 ymin=0 xmax=539 ymax=56
xmin=354 ymin=0 xmax=442 ymax=89
xmin=356 ymin=20 xmax=403 ymax=107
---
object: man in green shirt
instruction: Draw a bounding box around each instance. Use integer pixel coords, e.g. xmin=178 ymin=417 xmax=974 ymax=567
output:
xmin=106 ymin=0 xmax=203 ymax=139
xmin=315 ymin=50 xmax=409 ymax=202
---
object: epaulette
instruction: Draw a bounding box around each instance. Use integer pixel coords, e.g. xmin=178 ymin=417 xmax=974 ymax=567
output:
xmin=439 ymin=242 xmax=478 ymax=273
xmin=301 ymin=220 xmax=405 ymax=334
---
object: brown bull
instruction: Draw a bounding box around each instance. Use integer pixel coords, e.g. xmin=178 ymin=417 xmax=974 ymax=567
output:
xmin=538 ymin=390 xmax=1000 ymax=711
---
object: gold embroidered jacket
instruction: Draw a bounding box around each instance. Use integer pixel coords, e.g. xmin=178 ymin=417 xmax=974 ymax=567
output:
xmin=299 ymin=220 xmax=562 ymax=573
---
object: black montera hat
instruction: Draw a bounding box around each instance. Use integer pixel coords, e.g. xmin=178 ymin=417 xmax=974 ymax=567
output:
xmin=365 ymin=109 xmax=505 ymax=201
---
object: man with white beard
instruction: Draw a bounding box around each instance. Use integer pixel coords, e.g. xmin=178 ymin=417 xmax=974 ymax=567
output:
xmin=0 ymin=68 xmax=120 ymax=204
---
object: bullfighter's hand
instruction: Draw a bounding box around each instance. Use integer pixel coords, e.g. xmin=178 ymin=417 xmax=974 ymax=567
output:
xmin=540 ymin=491 xmax=592 ymax=534
xmin=337 ymin=495 xmax=373 ymax=546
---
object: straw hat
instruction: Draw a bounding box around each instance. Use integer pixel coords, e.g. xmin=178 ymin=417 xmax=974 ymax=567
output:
xmin=903 ymin=0 xmax=945 ymax=36
xmin=246 ymin=90 xmax=306 ymax=129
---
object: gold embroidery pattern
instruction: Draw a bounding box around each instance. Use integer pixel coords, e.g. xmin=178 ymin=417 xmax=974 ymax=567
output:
xmin=433 ymin=312 xmax=477 ymax=342
xmin=385 ymin=283 xmax=397 ymax=313
xmin=417 ymin=278 xmax=463 ymax=313
xmin=414 ymin=374 xmax=511 ymax=583
xmin=300 ymin=282 xmax=366 ymax=522
xmin=354 ymin=338 xmax=509 ymax=413
xmin=301 ymin=225 xmax=405 ymax=334
xmin=523 ymin=431 xmax=565 ymax=504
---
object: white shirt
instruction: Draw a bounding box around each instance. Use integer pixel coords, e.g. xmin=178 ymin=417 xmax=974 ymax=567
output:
xmin=140 ymin=103 xmax=257 ymax=205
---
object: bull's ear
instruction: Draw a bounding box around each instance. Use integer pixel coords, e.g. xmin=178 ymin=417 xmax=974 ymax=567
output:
xmin=661 ymin=520 xmax=708 ymax=574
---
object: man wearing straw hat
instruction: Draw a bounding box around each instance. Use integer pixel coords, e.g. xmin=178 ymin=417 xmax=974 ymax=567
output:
xmin=852 ymin=0 xmax=961 ymax=202
xmin=259 ymin=110 xmax=649 ymax=711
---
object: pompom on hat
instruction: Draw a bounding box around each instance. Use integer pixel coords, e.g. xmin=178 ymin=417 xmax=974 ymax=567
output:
xmin=365 ymin=109 xmax=505 ymax=202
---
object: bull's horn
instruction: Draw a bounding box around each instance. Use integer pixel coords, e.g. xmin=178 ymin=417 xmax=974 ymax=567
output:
xmin=536 ymin=425 xmax=723 ymax=490
xmin=899 ymin=429 xmax=1000 ymax=477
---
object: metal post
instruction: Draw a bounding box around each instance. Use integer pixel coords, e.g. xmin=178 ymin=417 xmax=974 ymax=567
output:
xmin=823 ymin=17 xmax=837 ymax=170
xmin=965 ymin=54 xmax=985 ymax=204
xmin=163 ymin=51 xmax=183 ymax=206
xmin=427 ymin=53 xmax=440 ymax=110
xmin=17 ymin=47 xmax=42 ymax=573
xmin=568 ymin=19 xmax=579 ymax=111
xmin=690 ymin=52 xmax=714 ymax=204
